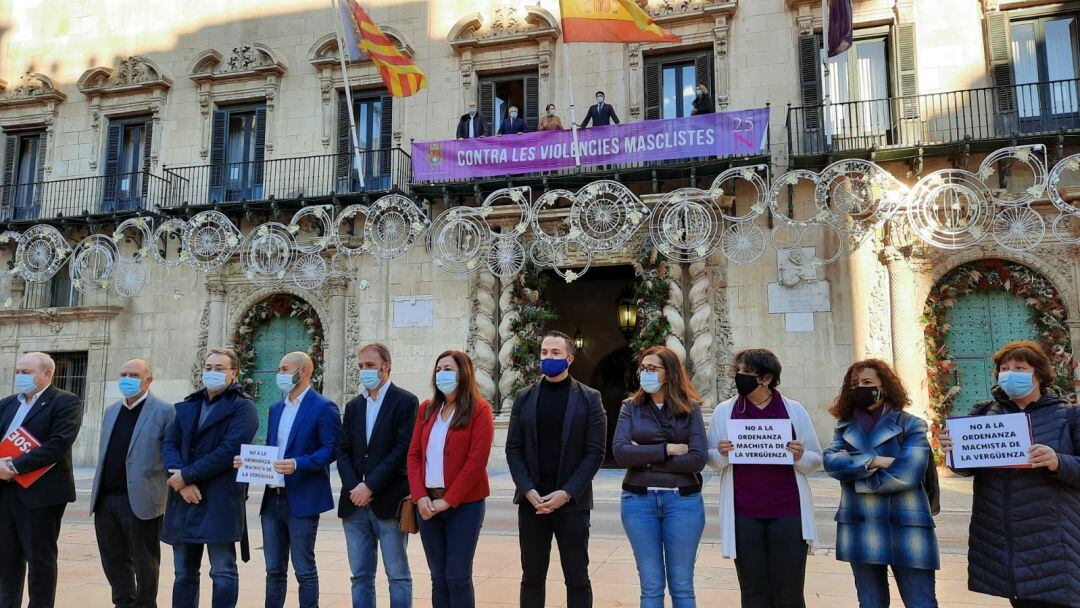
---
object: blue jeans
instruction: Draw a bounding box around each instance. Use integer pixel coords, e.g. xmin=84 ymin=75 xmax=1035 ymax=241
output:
xmin=262 ymin=491 xmax=320 ymax=608
xmin=850 ymin=563 xmax=938 ymax=608
xmin=417 ymin=500 xmax=485 ymax=608
xmin=171 ymin=542 xmax=238 ymax=608
xmin=343 ymin=506 xmax=413 ymax=608
xmin=621 ymin=491 xmax=706 ymax=608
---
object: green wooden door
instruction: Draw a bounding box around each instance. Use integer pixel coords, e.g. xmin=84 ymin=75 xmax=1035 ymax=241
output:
xmin=251 ymin=314 xmax=313 ymax=442
xmin=944 ymin=290 xmax=1038 ymax=414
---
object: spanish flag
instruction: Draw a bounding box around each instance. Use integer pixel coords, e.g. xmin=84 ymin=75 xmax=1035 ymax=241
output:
xmin=336 ymin=0 xmax=427 ymax=97
xmin=560 ymin=0 xmax=681 ymax=43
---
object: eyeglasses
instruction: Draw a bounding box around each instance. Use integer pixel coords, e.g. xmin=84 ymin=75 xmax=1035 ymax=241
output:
xmin=638 ymin=365 xmax=665 ymax=374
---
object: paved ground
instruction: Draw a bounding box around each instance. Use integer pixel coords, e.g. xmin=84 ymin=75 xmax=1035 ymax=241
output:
xmin=47 ymin=456 xmax=1005 ymax=608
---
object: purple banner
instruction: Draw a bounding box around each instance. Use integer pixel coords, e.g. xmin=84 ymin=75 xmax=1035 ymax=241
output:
xmin=413 ymin=107 xmax=770 ymax=181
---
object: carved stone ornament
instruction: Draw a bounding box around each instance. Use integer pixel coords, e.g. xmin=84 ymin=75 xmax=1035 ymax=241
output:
xmin=647 ymin=0 xmax=737 ymax=24
xmin=77 ymin=56 xmax=173 ymax=95
xmin=0 ymin=72 xmax=67 ymax=108
xmin=307 ymin=30 xmax=415 ymax=70
xmin=448 ymin=5 xmax=560 ymax=50
xmin=188 ymin=43 xmax=286 ymax=83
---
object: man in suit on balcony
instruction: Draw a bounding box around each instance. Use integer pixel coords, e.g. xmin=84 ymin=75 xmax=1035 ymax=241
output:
xmin=456 ymin=102 xmax=490 ymax=139
xmin=580 ymin=91 xmax=620 ymax=128
xmin=498 ymin=106 xmax=529 ymax=135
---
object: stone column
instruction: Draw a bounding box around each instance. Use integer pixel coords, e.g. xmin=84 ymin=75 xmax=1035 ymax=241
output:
xmin=664 ymin=263 xmax=687 ymax=362
xmin=848 ymin=238 xmax=881 ymax=362
xmin=324 ymin=277 xmax=349 ymax=405
xmin=470 ymin=270 xmax=498 ymax=404
xmin=75 ymin=335 xmax=111 ymax=466
xmin=688 ymin=260 xmax=715 ymax=407
xmin=206 ymin=278 xmax=227 ymax=347
xmin=883 ymin=248 xmax=929 ymax=420
xmin=497 ymin=279 xmax=519 ymax=418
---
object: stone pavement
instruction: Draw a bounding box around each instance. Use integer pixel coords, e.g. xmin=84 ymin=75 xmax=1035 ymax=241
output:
xmin=48 ymin=463 xmax=1005 ymax=607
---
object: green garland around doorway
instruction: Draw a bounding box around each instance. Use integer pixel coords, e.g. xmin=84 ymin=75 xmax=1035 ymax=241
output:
xmin=230 ymin=294 xmax=326 ymax=400
xmin=507 ymin=263 xmax=559 ymax=399
xmin=629 ymin=246 xmax=673 ymax=360
xmin=922 ymin=259 xmax=1077 ymax=437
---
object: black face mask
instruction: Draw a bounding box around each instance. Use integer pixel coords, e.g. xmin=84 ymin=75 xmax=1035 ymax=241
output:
xmin=851 ymin=386 xmax=882 ymax=410
xmin=734 ymin=373 xmax=760 ymax=397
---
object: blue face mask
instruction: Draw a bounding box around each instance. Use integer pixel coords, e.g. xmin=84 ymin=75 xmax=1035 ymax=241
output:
xmin=14 ymin=373 xmax=37 ymax=395
xmin=202 ymin=370 xmax=229 ymax=392
xmin=435 ymin=370 xmax=458 ymax=395
xmin=118 ymin=376 xmax=144 ymax=399
xmin=359 ymin=369 xmax=382 ymax=391
xmin=468 ymin=107 xmax=477 ymax=116
xmin=510 ymin=111 xmax=518 ymax=119
xmin=640 ymin=371 xmax=664 ymax=394
xmin=540 ymin=357 xmax=570 ymax=378
xmin=276 ymin=372 xmax=298 ymax=393
xmin=998 ymin=370 xmax=1035 ymax=399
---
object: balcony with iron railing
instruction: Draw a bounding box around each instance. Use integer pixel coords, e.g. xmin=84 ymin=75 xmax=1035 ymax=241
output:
xmin=0 ymin=171 xmax=172 ymax=224
xmin=786 ymin=77 xmax=1080 ymax=160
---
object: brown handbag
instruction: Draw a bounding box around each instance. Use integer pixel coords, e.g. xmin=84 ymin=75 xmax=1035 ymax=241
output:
xmin=397 ymin=497 xmax=418 ymax=534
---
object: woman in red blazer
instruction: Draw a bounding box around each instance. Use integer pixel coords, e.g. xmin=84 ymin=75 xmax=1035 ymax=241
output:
xmin=407 ymin=349 xmax=494 ymax=608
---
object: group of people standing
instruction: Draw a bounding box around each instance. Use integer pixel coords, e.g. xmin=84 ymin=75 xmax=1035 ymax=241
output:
xmin=0 ymin=335 xmax=1077 ymax=608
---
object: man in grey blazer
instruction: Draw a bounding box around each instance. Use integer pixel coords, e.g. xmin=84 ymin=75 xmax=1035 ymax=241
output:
xmin=90 ymin=358 xmax=175 ymax=608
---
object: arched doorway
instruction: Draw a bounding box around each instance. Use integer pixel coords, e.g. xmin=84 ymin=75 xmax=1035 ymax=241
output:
xmin=232 ymin=293 xmax=325 ymax=442
xmin=924 ymin=259 xmax=1075 ymax=424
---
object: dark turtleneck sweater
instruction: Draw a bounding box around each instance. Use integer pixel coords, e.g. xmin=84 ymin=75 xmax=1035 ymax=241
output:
xmin=536 ymin=375 xmax=572 ymax=493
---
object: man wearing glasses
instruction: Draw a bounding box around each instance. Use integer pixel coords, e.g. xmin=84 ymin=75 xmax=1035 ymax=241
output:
xmin=162 ymin=347 xmax=258 ymax=608
xmin=505 ymin=331 xmax=607 ymax=608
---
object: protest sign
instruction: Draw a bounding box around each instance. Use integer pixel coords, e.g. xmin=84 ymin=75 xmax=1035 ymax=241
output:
xmin=236 ymin=444 xmax=285 ymax=486
xmin=727 ymin=419 xmax=794 ymax=465
xmin=946 ymin=413 xmax=1032 ymax=469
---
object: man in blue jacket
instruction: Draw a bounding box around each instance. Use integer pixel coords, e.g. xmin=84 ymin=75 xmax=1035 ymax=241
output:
xmin=162 ymin=347 xmax=258 ymax=608
xmin=498 ymin=106 xmax=529 ymax=135
xmin=235 ymin=351 xmax=340 ymax=608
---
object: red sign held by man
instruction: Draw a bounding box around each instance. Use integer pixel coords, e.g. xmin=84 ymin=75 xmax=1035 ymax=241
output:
xmin=0 ymin=427 xmax=53 ymax=488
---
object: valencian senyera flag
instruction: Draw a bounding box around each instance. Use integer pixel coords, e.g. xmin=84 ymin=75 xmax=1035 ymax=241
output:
xmin=560 ymin=0 xmax=681 ymax=43
xmin=827 ymin=0 xmax=853 ymax=57
xmin=336 ymin=0 xmax=426 ymax=97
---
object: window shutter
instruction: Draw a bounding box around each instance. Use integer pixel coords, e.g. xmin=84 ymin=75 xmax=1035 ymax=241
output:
xmin=799 ymin=34 xmax=823 ymax=130
xmin=695 ymin=52 xmax=715 ymax=105
xmin=337 ymin=92 xmax=352 ymax=188
xmin=479 ymin=80 xmax=495 ymax=135
xmin=986 ymin=12 xmax=1016 ymax=115
xmin=379 ymin=94 xmax=393 ymax=175
xmin=644 ymin=61 xmax=661 ymax=120
xmin=252 ymin=106 xmax=267 ymax=191
xmin=2 ymin=135 xmax=17 ymax=211
xmin=524 ymin=74 xmax=539 ymax=131
xmin=895 ymin=24 xmax=920 ymax=119
xmin=101 ymin=122 xmax=122 ymax=211
xmin=209 ymin=109 xmax=227 ymax=201
xmin=140 ymin=119 xmax=153 ymax=202
xmin=33 ymin=132 xmax=46 ymax=211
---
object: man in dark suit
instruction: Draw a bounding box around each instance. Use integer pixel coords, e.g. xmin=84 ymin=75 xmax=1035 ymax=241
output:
xmin=456 ymin=102 xmax=490 ymax=139
xmin=498 ymin=106 xmax=529 ymax=135
xmin=337 ymin=343 xmax=419 ymax=608
xmin=0 ymin=351 xmax=83 ymax=608
xmin=505 ymin=331 xmax=606 ymax=608
xmin=234 ymin=351 xmax=339 ymax=608
xmin=579 ymin=91 xmax=620 ymax=128
xmin=90 ymin=358 xmax=175 ymax=608
xmin=161 ymin=347 xmax=258 ymax=608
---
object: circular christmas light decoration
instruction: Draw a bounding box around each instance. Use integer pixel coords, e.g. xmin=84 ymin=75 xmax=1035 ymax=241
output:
xmin=113 ymin=260 xmax=147 ymax=298
xmin=720 ymin=221 xmax=767 ymax=264
xmin=427 ymin=206 xmax=491 ymax=275
xmin=113 ymin=216 xmax=155 ymax=262
xmin=710 ymin=164 xmax=770 ymax=222
xmin=650 ymin=188 xmax=723 ymax=263
xmin=977 ymin=145 xmax=1048 ymax=207
xmin=535 ymin=238 xmax=593 ymax=284
xmin=570 ymin=180 xmax=648 ymax=252
xmin=335 ymin=204 xmax=371 ymax=256
xmin=815 ymin=159 xmax=903 ymax=235
xmin=486 ymin=235 xmax=526 ymax=278
xmin=152 ymin=219 xmax=190 ymax=268
xmin=906 ymin=169 xmax=995 ymax=250
xmin=292 ymin=254 xmax=329 ymax=290
xmin=481 ymin=187 xmax=533 ymax=238
xmin=16 ymin=225 xmax=69 ymax=283
xmin=289 ymin=205 xmax=335 ymax=254
xmin=990 ymin=206 xmax=1045 ymax=252
xmin=366 ymin=194 xmax=428 ymax=261
xmin=1051 ymin=212 xmax=1080 ymax=244
xmin=769 ymin=223 xmax=802 ymax=251
xmin=530 ymin=189 xmax=577 ymax=244
xmin=240 ymin=223 xmax=296 ymax=287
xmin=185 ymin=211 xmax=240 ymax=271
xmin=167 ymin=264 xmax=200 ymax=300
xmin=795 ymin=221 xmax=846 ymax=266
xmin=768 ymin=170 xmax=823 ymax=227
xmin=0 ymin=230 xmax=25 ymax=279
xmin=69 ymin=234 xmax=118 ymax=295
xmin=1046 ymin=153 xmax=1080 ymax=216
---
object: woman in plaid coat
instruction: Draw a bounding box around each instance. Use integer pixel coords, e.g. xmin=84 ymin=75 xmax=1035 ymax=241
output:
xmin=824 ymin=360 xmax=939 ymax=608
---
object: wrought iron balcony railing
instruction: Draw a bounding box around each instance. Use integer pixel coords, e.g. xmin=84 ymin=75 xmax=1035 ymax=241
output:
xmin=0 ymin=171 xmax=172 ymax=223
xmin=786 ymin=77 xmax=1080 ymax=157
xmin=159 ymin=148 xmax=411 ymax=209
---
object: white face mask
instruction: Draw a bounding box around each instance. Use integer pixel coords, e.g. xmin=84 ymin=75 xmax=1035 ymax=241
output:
xmin=596 ymin=96 xmax=604 ymax=104
xmin=547 ymin=108 xmax=556 ymax=117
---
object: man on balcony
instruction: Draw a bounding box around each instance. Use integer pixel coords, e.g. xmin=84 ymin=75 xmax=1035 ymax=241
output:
xmin=456 ymin=102 xmax=490 ymax=139
xmin=579 ymin=91 xmax=620 ymax=128
xmin=498 ymin=106 xmax=529 ymax=135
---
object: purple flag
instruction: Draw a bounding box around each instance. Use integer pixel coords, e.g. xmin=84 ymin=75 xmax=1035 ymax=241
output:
xmin=828 ymin=0 xmax=853 ymax=57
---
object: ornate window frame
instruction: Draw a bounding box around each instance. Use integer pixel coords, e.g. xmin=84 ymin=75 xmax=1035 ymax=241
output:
xmin=307 ymin=31 xmax=415 ymax=150
xmin=0 ymin=73 xmax=67 ymax=179
xmin=76 ymin=56 xmax=172 ymax=172
xmin=187 ymin=43 xmax=286 ymax=159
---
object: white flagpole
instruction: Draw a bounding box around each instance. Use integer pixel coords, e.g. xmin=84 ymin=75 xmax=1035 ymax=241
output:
xmin=821 ymin=0 xmax=833 ymax=148
xmin=331 ymin=0 xmax=366 ymax=188
xmin=561 ymin=44 xmax=582 ymax=167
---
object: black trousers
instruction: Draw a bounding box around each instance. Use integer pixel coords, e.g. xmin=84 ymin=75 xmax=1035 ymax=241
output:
xmin=518 ymin=504 xmax=592 ymax=608
xmin=94 ymin=492 xmax=163 ymax=608
xmin=733 ymin=515 xmax=807 ymax=608
xmin=1010 ymin=601 xmax=1073 ymax=608
xmin=0 ymin=484 xmax=66 ymax=608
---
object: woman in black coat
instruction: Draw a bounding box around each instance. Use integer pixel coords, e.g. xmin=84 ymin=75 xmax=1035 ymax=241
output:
xmin=691 ymin=85 xmax=713 ymax=116
xmin=940 ymin=341 xmax=1080 ymax=608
